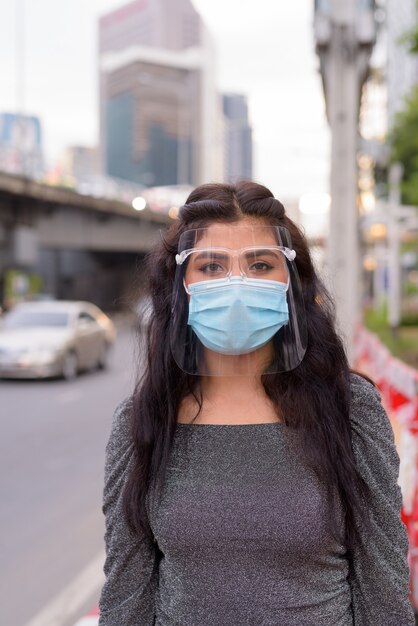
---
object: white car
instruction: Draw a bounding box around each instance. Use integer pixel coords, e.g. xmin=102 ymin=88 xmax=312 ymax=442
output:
xmin=0 ymin=300 xmax=116 ymax=380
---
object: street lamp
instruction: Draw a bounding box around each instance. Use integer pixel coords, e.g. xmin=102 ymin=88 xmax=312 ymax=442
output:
xmin=132 ymin=196 xmax=147 ymax=211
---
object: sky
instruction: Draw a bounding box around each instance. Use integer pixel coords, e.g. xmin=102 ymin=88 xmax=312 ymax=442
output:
xmin=0 ymin=0 xmax=330 ymax=209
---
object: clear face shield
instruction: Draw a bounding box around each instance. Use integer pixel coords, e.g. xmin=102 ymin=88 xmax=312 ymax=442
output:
xmin=170 ymin=223 xmax=307 ymax=376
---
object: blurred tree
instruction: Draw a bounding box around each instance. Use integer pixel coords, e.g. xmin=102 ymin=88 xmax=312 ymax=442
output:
xmin=390 ymin=86 xmax=418 ymax=205
xmin=390 ymin=3 xmax=418 ymax=205
xmin=398 ymin=2 xmax=418 ymax=56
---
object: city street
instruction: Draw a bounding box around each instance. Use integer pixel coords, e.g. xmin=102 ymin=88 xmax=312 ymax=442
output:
xmin=0 ymin=320 xmax=141 ymax=626
xmin=0 ymin=0 xmax=417 ymax=622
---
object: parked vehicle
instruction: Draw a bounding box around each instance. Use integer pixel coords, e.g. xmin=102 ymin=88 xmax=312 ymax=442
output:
xmin=0 ymin=300 xmax=116 ymax=380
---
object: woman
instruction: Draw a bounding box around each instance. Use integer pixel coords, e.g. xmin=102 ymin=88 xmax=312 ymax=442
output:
xmin=98 ymin=181 xmax=414 ymax=625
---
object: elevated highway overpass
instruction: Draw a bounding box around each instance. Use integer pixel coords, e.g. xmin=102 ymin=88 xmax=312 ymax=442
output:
xmin=0 ymin=173 xmax=172 ymax=311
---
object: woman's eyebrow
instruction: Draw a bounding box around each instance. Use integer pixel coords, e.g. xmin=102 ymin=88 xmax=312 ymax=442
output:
xmin=193 ymin=251 xmax=229 ymax=262
xmin=243 ymin=249 xmax=280 ymax=259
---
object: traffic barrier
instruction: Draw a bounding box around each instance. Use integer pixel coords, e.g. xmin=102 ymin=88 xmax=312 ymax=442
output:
xmin=354 ymin=324 xmax=418 ymax=609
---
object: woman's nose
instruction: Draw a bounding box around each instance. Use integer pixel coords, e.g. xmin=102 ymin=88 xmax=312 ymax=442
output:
xmin=230 ymin=256 xmax=242 ymax=277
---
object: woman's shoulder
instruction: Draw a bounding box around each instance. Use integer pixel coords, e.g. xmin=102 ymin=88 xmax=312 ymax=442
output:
xmin=109 ymin=396 xmax=134 ymax=441
xmin=349 ymin=371 xmax=378 ymax=397
xmin=104 ymin=397 xmax=135 ymax=477
xmin=348 ymin=372 xmax=396 ymax=455
xmin=349 ymin=371 xmax=382 ymax=417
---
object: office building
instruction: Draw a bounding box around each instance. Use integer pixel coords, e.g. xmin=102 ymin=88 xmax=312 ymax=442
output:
xmin=0 ymin=113 xmax=44 ymax=179
xmin=98 ymin=0 xmax=223 ymax=187
xmin=223 ymin=94 xmax=253 ymax=182
xmin=99 ymin=0 xmax=201 ymax=55
xmin=64 ymin=146 xmax=100 ymax=181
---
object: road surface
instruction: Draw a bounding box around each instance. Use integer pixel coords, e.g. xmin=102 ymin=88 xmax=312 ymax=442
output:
xmin=0 ymin=320 xmax=143 ymax=626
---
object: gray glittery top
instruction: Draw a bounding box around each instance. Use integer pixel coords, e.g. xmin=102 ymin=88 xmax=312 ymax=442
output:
xmin=98 ymin=374 xmax=415 ymax=625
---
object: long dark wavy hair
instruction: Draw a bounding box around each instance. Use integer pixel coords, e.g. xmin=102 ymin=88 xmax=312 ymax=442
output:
xmin=124 ymin=181 xmax=372 ymax=553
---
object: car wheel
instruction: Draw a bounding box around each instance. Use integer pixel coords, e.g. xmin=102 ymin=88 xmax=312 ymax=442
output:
xmin=62 ymin=351 xmax=78 ymax=381
xmin=97 ymin=342 xmax=109 ymax=370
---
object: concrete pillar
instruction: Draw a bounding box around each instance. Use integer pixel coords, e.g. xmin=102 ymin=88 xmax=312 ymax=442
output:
xmin=316 ymin=0 xmax=376 ymax=363
xmin=326 ymin=20 xmax=361 ymax=358
xmin=12 ymin=225 xmax=39 ymax=266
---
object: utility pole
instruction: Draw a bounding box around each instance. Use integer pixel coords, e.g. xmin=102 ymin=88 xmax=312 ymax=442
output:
xmin=314 ymin=0 xmax=377 ymax=362
xmin=16 ymin=0 xmax=27 ymax=177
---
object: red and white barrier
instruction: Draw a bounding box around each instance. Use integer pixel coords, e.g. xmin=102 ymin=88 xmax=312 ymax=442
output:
xmin=354 ymin=324 xmax=418 ymax=608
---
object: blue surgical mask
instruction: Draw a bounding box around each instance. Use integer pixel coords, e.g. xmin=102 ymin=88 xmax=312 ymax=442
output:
xmin=187 ymin=276 xmax=289 ymax=355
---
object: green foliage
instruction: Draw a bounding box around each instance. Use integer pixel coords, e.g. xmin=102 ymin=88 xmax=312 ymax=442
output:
xmin=389 ymin=4 xmax=418 ymax=204
xmin=397 ymin=1 xmax=418 ymax=54
xmin=405 ymin=281 xmax=418 ymax=296
xmin=402 ymin=311 xmax=418 ymax=325
xmin=397 ymin=28 xmax=418 ymax=55
xmin=364 ymin=303 xmax=388 ymax=331
xmin=401 ymin=238 xmax=418 ymax=253
xmin=364 ymin=306 xmax=418 ymax=368
xmin=390 ymin=86 xmax=418 ymax=204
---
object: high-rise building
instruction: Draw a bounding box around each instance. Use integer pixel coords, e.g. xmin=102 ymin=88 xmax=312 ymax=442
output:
xmin=386 ymin=0 xmax=418 ymax=127
xmin=223 ymin=94 xmax=253 ymax=182
xmin=99 ymin=0 xmax=201 ymax=54
xmin=64 ymin=146 xmax=100 ymax=181
xmin=98 ymin=0 xmax=223 ymax=187
xmin=0 ymin=113 xmax=44 ymax=179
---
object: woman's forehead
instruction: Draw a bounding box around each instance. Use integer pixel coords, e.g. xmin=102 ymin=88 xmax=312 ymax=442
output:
xmin=193 ymin=221 xmax=278 ymax=248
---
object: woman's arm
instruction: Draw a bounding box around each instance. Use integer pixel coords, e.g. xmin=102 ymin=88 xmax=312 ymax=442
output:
xmin=98 ymin=398 xmax=159 ymax=626
xmin=348 ymin=374 xmax=415 ymax=625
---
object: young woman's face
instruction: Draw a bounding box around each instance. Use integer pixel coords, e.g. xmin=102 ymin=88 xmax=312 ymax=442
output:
xmin=171 ymin=216 xmax=307 ymax=375
xmin=183 ymin=219 xmax=289 ymax=290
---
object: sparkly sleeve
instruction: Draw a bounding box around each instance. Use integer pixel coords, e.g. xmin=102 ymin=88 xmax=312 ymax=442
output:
xmin=98 ymin=398 xmax=159 ymax=625
xmin=348 ymin=374 xmax=415 ymax=625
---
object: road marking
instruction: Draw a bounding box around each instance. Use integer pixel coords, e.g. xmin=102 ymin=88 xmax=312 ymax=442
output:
xmin=23 ymin=550 xmax=105 ymax=626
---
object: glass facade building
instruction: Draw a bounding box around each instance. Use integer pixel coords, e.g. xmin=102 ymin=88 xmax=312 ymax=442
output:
xmin=98 ymin=0 xmax=209 ymax=187
xmin=223 ymin=94 xmax=253 ymax=182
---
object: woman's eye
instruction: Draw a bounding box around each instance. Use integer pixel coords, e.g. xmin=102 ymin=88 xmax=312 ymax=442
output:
xmin=249 ymin=262 xmax=271 ymax=271
xmin=200 ymin=262 xmax=224 ymax=273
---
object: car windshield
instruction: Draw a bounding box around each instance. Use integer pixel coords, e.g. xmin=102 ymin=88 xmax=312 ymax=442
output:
xmin=3 ymin=309 xmax=70 ymax=328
